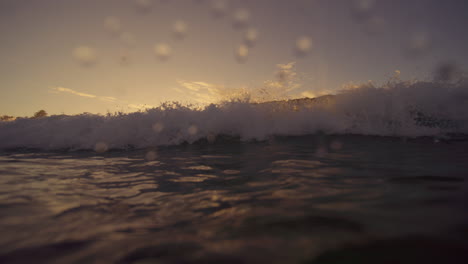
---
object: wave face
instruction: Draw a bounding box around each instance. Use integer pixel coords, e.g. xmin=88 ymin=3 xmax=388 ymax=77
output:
xmin=1 ymin=79 xmax=468 ymax=150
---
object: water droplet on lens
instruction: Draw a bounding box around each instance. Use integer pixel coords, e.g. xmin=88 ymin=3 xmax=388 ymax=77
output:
xmin=73 ymin=46 xmax=98 ymax=66
xmin=405 ymin=32 xmax=430 ymax=58
xmin=104 ymin=16 xmax=121 ymax=35
xmin=118 ymin=50 xmax=132 ymax=66
xmin=330 ymin=141 xmax=343 ymax=150
xmin=207 ymin=133 xmax=216 ymax=143
xmin=152 ymin=122 xmax=164 ymax=133
xmin=173 ymin=20 xmax=188 ymax=39
xmin=434 ymin=62 xmax=461 ymax=82
xmin=244 ymin=27 xmax=258 ymax=47
xmin=352 ymin=0 xmax=375 ymax=21
xmin=235 ymin=44 xmax=249 ymax=63
xmin=211 ymin=0 xmax=229 ymax=18
xmin=363 ymin=16 xmax=385 ymax=35
xmin=315 ymin=146 xmax=328 ymax=157
xmin=232 ymin=8 xmax=250 ymax=29
xmin=188 ymin=125 xmax=198 ymax=135
xmin=145 ymin=150 xmax=158 ymax=161
xmin=120 ymin=32 xmax=136 ymax=48
xmin=154 ymin=43 xmax=172 ymax=61
xmin=294 ymin=36 xmax=312 ymax=57
xmin=134 ymin=0 xmax=153 ymax=13
xmin=94 ymin=142 xmax=108 ymax=153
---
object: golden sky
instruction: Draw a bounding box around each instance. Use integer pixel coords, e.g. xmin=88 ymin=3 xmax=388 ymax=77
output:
xmin=1 ymin=0 xmax=467 ymax=116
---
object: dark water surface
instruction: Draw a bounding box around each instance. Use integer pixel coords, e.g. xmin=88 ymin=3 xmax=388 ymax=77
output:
xmin=1 ymin=135 xmax=468 ymax=263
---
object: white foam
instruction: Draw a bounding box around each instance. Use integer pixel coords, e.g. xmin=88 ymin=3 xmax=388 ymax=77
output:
xmin=1 ymin=79 xmax=467 ymax=150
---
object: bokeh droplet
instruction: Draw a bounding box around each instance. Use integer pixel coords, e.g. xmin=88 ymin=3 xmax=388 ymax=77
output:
xmin=173 ymin=20 xmax=188 ymax=39
xmin=235 ymin=44 xmax=249 ymax=63
xmin=152 ymin=122 xmax=164 ymax=133
xmin=244 ymin=28 xmax=258 ymax=47
xmin=73 ymin=46 xmax=98 ymax=66
xmin=134 ymin=0 xmax=153 ymax=13
xmin=94 ymin=142 xmax=108 ymax=153
xmin=295 ymin=36 xmax=313 ymax=57
xmin=145 ymin=150 xmax=158 ymax=161
xmin=211 ymin=0 xmax=229 ymax=18
xmin=233 ymin=8 xmax=250 ymax=29
xmin=120 ymin=32 xmax=136 ymax=48
xmin=154 ymin=43 xmax=172 ymax=61
xmin=188 ymin=125 xmax=198 ymax=135
xmin=104 ymin=16 xmax=121 ymax=35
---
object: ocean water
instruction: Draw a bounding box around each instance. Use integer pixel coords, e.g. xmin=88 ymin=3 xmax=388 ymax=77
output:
xmin=0 ymin=135 xmax=468 ymax=263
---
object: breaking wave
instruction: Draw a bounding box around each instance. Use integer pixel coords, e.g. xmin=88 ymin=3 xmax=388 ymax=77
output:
xmin=1 ymin=78 xmax=468 ymax=150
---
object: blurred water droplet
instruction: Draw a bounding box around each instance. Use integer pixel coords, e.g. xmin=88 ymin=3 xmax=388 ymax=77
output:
xmin=294 ymin=36 xmax=313 ymax=57
xmin=173 ymin=20 xmax=188 ymax=39
xmin=134 ymin=0 xmax=153 ymax=13
xmin=154 ymin=43 xmax=172 ymax=61
xmin=297 ymin=0 xmax=317 ymax=15
xmin=120 ymin=32 xmax=136 ymax=48
xmin=232 ymin=8 xmax=250 ymax=29
xmin=145 ymin=150 xmax=158 ymax=161
xmin=188 ymin=125 xmax=198 ymax=135
xmin=235 ymin=44 xmax=249 ymax=63
xmin=211 ymin=193 xmax=220 ymax=201
xmin=152 ymin=122 xmax=164 ymax=133
xmin=104 ymin=16 xmax=121 ymax=35
xmin=434 ymin=62 xmax=462 ymax=82
xmin=244 ymin=28 xmax=258 ymax=47
xmin=330 ymin=141 xmax=343 ymax=150
xmin=118 ymin=51 xmax=132 ymax=66
xmin=94 ymin=142 xmax=108 ymax=153
xmin=315 ymin=146 xmax=328 ymax=157
xmin=405 ymin=32 xmax=430 ymax=58
xmin=363 ymin=16 xmax=385 ymax=35
xmin=211 ymin=0 xmax=228 ymax=18
xmin=352 ymin=0 xmax=375 ymax=21
xmin=73 ymin=46 xmax=98 ymax=66
xmin=207 ymin=133 xmax=216 ymax=143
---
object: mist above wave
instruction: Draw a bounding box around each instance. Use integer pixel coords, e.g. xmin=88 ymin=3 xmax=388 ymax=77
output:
xmin=1 ymin=78 xmax=467 ymax=150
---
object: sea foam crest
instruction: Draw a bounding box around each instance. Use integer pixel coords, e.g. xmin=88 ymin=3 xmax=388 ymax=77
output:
xmin=1 ymin=79 xmax=468 ymax=150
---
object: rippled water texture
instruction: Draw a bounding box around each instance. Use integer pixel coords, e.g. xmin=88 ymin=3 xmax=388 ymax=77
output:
xmin=1 ymin=135 xmax=468 ymax=263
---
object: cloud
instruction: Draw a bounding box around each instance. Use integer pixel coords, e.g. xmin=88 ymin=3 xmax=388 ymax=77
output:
xmin=260 ymin=62 xmax=302 ymax=100
xmin=277 ymin=62 xmax=296 ymax=71
xmin=174 ymin=62 xmax=304 ymax=104
xmin=263 ymin=62 xmax=299 ymax=91
xmin=177 ymin=81 xmax=219 ymax=93
xmin=50 ymin=86 xmax=155 ymax=111
xmin=127 ymin=103 xmax=156 ymax=110
xmin=300 ymin=90 xmax=332 ymax=98
xmin=176 ymin=80 xmax=222 ymax=103
xmin=53 ymin=87 xmax=97 ymax=98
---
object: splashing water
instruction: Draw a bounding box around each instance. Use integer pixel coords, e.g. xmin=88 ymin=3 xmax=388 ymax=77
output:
xmin=1 ymin=77 xmax=468 ymax=150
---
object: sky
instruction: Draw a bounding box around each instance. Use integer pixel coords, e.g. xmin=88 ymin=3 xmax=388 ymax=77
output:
xmin=0 ymin=0 xmax=467 ymax=116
